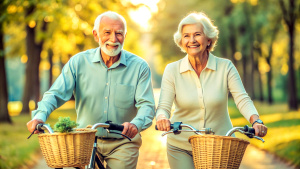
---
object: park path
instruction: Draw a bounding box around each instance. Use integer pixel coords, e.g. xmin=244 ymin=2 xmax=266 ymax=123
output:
xmin=32 ymin=89 xmax=295 ymax=169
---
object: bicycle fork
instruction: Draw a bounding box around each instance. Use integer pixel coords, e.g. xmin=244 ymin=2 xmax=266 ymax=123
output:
xmin=87 ymin=136 xmax=98 ymax=169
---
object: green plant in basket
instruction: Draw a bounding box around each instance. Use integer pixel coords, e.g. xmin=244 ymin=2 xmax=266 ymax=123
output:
xmin=54 ymin=117 xmax=79 ymax=133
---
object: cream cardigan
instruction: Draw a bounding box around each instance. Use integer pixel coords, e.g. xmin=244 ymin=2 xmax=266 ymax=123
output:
xmin=156 ymin=53 xmax=259 ymax=151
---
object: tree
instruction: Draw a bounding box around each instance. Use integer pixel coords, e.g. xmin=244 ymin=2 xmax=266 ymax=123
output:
xmin=0 ymin=0 xmax=12 ymax=123
xmin=21 ymin=3 xmax=47 ymax=113
xmin=279 ymin=0 xmax=299 ymax=110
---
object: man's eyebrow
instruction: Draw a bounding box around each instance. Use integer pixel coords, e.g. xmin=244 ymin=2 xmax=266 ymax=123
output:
xmin=116 ymin=30 xmax=124 ymax=33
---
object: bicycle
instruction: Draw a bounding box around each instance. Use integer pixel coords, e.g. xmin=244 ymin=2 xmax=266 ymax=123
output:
xmin=28 ymin=121 xmax=131 ymax=169
xmin=156 ymin=122 xmax=265 ymax=169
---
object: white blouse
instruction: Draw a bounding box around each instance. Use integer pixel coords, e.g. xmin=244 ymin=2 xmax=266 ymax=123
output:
xmin=156 ymin=53 xmax=259 ymax=151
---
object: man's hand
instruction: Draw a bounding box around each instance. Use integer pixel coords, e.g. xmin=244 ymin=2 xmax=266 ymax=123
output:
xmin=122 ymin=122 xmax=138 ymax=138
xmin=27 ymin=119 xmax=44 ymax=134
xmin=156 ymin=114 xmax=171 ymax=131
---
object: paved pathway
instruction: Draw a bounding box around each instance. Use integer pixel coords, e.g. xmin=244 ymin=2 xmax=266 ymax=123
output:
xmin=33 ymin=124 xmax=295 ymax=169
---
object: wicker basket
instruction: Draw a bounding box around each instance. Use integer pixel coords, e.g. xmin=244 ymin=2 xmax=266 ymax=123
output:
xmin=189 ymin=135 xmax=250 ymax=169
xmin=38 ymin=128 xmax=97 ymax=168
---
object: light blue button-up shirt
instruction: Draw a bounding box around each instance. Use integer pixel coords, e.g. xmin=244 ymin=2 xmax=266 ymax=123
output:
xmin=32 ymin=47 xmax=155 ymax=137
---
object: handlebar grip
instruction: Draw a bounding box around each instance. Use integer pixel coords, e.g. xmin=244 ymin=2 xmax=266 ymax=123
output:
xmin=36 ymin=123 xmax=44 ymax=131
xmin=248 ymin=127 xmax=255 ymax=134
xmin=155 ymin=124 xmax=174 ymax=130
xmin=107 ymin=123 xmax=124 ymax=131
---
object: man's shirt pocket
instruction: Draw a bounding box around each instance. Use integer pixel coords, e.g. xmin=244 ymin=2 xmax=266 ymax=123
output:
xmin=114 ymin=84 xmax=135 ymax=109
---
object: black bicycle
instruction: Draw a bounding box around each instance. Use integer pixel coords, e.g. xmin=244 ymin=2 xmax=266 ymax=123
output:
xmin=28 ymin=121 xmax=131 ymax=169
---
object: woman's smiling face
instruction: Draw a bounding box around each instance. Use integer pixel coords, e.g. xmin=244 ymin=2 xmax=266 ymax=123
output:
xmin=181 ymin=24 xmax=211 ymax=57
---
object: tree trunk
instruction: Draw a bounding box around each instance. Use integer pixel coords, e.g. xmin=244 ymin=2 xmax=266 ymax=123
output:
xmin=257 ymin=70 xmax=264 ymax=101
xmin=287 ymin=24 xmax=298 ymax=110
xmin=249 ymin=47 xmax=255 ymax=99
xmin=266 ymin=44 xmax=274 ymax=104
xmin=48 ymin=49 xmax=53 ymax=88
xmin=21 ymin=5 xmax=41 ymax=114
xmin=278 ymin=0 xmax=298 ymax=110
xmin=0 ymin=24 xmax=12 ymax=123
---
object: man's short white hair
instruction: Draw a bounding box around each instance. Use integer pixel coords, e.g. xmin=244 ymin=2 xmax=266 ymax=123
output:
xmin=93 ymin=11 xmax=127 ymax=35
xmin=174 ymin=12 xmax=219 ymax=52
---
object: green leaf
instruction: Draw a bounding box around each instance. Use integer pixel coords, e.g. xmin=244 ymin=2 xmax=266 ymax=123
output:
xmin=53 ymin=116 xmax=79 ymax=133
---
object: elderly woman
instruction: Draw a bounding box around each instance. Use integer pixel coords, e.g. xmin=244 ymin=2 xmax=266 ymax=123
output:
xmin=156 ymin=12 xmax=268 ymax=169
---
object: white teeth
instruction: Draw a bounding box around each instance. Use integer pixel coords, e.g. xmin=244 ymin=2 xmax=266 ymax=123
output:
xmin=189 ymin=46 xmax=198 ymax=47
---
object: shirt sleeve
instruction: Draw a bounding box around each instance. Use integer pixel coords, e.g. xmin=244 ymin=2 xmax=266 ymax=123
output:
xmin=156 ymin=64 xmax=176 ymax=120
xmin=31 ymin=60 xmax=76 ymax=122
xmin=130 ymin=62 xmax=155 ymax=132
xmin=227 ymin=62 xmax=259 ymax=122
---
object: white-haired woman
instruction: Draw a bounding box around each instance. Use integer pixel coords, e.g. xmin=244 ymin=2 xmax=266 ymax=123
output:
xmin=155 ymin=12 xmax=268 ymax=169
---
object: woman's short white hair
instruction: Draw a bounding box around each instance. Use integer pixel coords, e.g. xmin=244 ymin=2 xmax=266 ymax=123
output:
xmin=174 ymin=12 xmax=219 ymax=52
xmin=93 ymin=11 xmax=127 ymax=35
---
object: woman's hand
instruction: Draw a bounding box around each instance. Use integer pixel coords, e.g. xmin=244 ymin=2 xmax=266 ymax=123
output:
xmin=253 ymin=123 xmax=268 ymax=137
xmin=156 ymin=114 xmax=171 ymax=131
xmin=250 ymin=115 xmax=267 ymax=137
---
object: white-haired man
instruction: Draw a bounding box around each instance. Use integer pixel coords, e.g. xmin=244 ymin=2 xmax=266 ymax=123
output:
xmin=27 ymin=11 xmax=155 ymax=169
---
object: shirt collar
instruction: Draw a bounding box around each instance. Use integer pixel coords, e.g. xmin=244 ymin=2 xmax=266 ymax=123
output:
xmin=92 ymin=47 xmax=101 ymax=62
xmin=180 ymin=54 xmax=194 ymax=73
xmin=92 ymin=47 xmax=127 ymax=67
xmin=179 ymin=52 xmax=217 ymax=73
xmin=206 ymin=53 xmax=217 ymax=71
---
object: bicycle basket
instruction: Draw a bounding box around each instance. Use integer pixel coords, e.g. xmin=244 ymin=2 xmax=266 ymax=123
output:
xmin=38 ymin=128 xmax=97 ymax=168
xmin=189 ymin=135 xmax=249 ymax=169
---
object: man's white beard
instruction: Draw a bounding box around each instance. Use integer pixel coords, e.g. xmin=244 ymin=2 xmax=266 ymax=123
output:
xmin=99 ymin=40 xmax=123 ymax=57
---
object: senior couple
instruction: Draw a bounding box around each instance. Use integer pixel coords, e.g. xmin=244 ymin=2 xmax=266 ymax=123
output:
xmin=27 ymin=11 xmax=267 ymax=169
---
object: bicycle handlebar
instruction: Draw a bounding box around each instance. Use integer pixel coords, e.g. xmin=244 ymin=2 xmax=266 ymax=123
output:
xmin=36 ymin=124 xmax=54 ymax=133
xmin=29 ymin=121 xmax=128 ymax=140
xmin=155 ymin=122 xmax=215 ymax=136
xmin=91 ymin=121 xmax=124 ymax=131
xmin=156 ymin=122 xmax=265 ymax=143
xmin=226 ymin=125 xmax=265 ymax=142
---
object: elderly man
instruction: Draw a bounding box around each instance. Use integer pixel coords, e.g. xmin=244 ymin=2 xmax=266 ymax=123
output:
xmin=27 ymin=11 xmax=155 ymax=169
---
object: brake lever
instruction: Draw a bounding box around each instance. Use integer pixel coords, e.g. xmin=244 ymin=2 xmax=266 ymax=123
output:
xmin=106 ymin=129 xmax=132 ymax=141
xmin=27 ymin=129 xmax=37 ymax=139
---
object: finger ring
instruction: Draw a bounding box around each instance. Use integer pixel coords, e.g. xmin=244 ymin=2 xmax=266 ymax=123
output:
xmin=262 ymin=131 xmax=265 ymax=133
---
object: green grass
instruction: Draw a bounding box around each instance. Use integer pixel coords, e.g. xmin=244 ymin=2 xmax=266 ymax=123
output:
xmin=228 ymin=99 xmax=300 ymax=167
xmin=274 ymin=140 xmax=300 ymax=167
xmin=0 ymin=115 xmax=40 ymax=169
xmin=0 ymin=108 xmax=77 ymax=169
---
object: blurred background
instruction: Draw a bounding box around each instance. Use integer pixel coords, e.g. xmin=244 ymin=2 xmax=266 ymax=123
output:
xmin=0 ymin=0 xmax=299 ymax=169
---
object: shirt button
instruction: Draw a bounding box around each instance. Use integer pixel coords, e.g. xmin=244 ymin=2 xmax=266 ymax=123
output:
xmin=105 ymin=97 xmax=108 ymax=99
xmin=106 ymin=83 xmax=109 ymax=85
xmin=104 ymin=111 xmax=107 ymax=113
